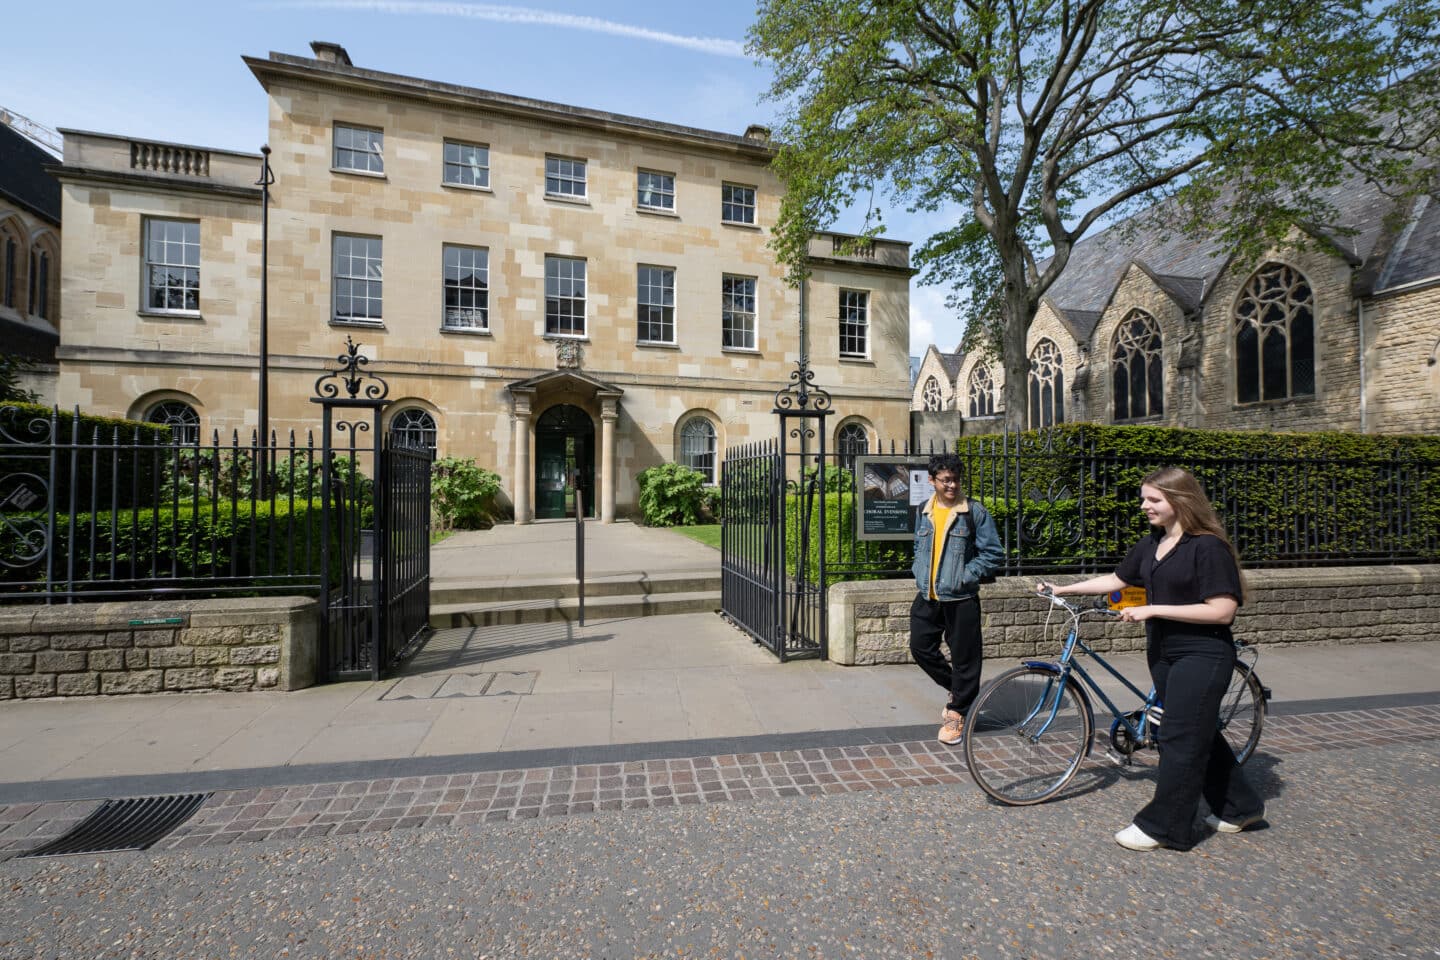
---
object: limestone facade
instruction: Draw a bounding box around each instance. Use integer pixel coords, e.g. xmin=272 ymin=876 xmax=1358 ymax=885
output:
xmin=53 ymin=44 xmax=914 ymax=521
xmin=915 ymin=192 xmax=1440 ymax=438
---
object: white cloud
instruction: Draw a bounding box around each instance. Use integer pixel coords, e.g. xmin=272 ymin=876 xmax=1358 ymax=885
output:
xmin=909 ymin=285 xmax=965 ymax=357
xmin=266 ymin=1 xmax=749 ymax=57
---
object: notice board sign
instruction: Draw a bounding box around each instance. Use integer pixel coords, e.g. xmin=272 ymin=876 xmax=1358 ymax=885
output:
xmin=856 ymin=457 xmax=932 ymax=541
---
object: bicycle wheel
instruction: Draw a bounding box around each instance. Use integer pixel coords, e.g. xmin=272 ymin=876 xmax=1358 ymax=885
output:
xmin=963 ymin=666 xmax=1094 ymax=805
xmin=1219 ymin=662 xmax=1265 ymax=763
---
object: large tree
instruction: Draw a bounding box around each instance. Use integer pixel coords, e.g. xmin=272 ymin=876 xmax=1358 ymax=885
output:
xmin=750 ymin=0 xmax=1440 ymax=429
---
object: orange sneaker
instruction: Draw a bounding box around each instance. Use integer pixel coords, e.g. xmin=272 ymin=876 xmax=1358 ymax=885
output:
xmin=937 ymin=714 xmax=963 ymax=745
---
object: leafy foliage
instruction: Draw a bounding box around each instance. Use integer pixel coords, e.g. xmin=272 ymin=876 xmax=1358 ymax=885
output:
xmin=0 ymin=355 xmax=39 ymax=403
xmin=749 ymin=0 xmax=1440 ymax=426
xmin=958 ymin=423 xmax=1440 ymax=567
xmin=0 ymin=499 xmax=334 ymax=593
xmin=637 ymin=463 xmax=710 ymax=527
xmin=0 ymin=404 xmax=172 ymax=512
xmin=430 ymin=457 xmax=501 ymax=530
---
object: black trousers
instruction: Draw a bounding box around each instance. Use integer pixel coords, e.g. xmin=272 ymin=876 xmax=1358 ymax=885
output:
xmin=1133 ymin=635 xmax=1265 ymax=849
xmin=909 ymin=593 xmax=983 ymax=714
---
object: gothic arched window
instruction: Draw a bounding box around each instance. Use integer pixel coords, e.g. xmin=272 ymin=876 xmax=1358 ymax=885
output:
xmin=680 ymin=416 xmax=717 ymax=483
xmin=147 ymin=400 xmax=200 ymax=445
xmin=391 ymin=407 xmax=437 ymax=452
xmin=921 ymin=376 xmax=942 ymax=411
xmin=1111 ymin=310 xmax=1164 ymax=420
xmin=1027 ymin=339 xmax=1065 ymax=429
xmin=836 ymin=421 xmax=869 ymax=469
xmin=967 ymin=364 xmax=995 ymax=418
xmin=1234 ymin=263 xmax=1315 ymax=404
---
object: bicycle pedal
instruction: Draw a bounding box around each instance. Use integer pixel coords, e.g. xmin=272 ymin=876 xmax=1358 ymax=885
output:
xmin=1104 ymin=749 xmax=1133 ymax=767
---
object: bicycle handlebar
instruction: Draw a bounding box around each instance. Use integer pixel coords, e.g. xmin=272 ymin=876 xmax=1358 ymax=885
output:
xmin=1035 ymin=586 xmax=1123 ymax=618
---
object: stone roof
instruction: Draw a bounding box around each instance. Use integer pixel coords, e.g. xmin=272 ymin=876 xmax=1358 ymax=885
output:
xmin=937 ymin=350 xmax=965 ymax=379
xmin=1040 ymin=169 xmax=1438 ymax=319
xmin=0 ymin=123 xmax=60 ymax=224
xmin=1372 ymin=194 xmax=1440 ymax=293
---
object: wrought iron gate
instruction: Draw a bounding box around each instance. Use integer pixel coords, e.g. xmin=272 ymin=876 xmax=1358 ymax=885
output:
xmin=719 ymin=362 xmax=831 ymax=661
xmin=313 ymin=338 xmax=432 ymax=681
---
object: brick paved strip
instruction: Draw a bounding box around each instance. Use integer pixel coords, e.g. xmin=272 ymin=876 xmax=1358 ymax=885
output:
xmin=2 ymin=704 xmax=1436 ymax=857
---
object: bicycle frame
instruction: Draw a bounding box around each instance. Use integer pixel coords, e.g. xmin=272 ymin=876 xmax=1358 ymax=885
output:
xmin=1020 ymin=617 xmax=1157 ymax=754
xmin=1025 ymin=592 xmax=1262 ymax=758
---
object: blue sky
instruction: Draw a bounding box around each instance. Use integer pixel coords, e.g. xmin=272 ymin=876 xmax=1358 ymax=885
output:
xmin=4 ymin=0 xmax=960 ymax=357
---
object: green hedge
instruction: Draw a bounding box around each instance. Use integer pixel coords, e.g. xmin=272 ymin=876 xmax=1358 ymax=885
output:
xmin=782 ymin=493 xmax=910 ymax=582
xmin=0 ymin=403 xmax=173 ymax=512
xmin=0 ymin=499 xmax=334 ymax=594
xmin=958 ymin=423 xmax=1440 ymax=566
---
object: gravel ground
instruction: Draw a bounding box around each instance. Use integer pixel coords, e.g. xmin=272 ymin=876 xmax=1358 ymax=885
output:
xmin=1 ymin=739 xmax=1436 ymax=960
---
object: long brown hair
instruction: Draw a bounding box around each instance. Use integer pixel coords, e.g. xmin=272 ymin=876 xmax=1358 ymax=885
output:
xmin=1142 ymin=467 xmax=1246 ymax=600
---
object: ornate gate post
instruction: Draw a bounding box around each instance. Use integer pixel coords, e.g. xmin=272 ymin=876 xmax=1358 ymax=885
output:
xmin=773 ymin=358 xmax=833 ymax=661
xmin=311 ymin=338 xmax=390 ymax=681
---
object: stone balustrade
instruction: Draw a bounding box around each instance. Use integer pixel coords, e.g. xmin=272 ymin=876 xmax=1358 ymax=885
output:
xmin=130 ymin=139 xmax=211 ymax=177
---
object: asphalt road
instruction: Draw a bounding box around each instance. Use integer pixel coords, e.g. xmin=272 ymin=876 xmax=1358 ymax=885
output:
xmin=2 ymin=738 xmax=1436 ymax=960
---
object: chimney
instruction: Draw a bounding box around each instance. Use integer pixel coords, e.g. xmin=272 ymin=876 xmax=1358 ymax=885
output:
xmin=743 ymin=124 xmax=772 ymax=144
xmin=310 ymin=41 xmax=353 ymax=66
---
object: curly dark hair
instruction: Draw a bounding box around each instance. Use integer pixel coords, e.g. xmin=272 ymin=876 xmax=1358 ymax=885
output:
xmin=927 ymin=453 xmax=964 ymax=480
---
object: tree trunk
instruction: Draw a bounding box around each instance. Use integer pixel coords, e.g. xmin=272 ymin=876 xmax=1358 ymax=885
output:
xmin=999 ymin=260 xmax=1036 ymax=433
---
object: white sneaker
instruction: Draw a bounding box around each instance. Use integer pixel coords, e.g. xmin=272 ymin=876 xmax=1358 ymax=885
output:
xmin=1114 ymin=823 xmax=1162 ymax=850
xmin=1204 ymin=812 xmax=1264 ymax=834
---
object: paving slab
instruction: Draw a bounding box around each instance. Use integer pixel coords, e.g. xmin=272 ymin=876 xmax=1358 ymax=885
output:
xmin=1 ymin=516 xmax=1437 ymax=799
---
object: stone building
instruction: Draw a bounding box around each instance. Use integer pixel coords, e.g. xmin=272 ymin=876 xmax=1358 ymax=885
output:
xmin=0 ymin=120 xmax=61 ymax=401
xmin=912 ymin=177 xmax=1440 ymax=438
xmin=52 ymin=42 xmax=914 ymax=521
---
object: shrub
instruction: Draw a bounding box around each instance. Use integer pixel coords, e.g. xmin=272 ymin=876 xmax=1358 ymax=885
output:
xmin=637 ymin=462 xmax=709 ymax=527
xmin=958 ymin=423 xmax=1440 ymax=567
xmin=0 ymin=499 xmax=335 ymax=595
xmin=431 ymin=457 xmax=501 ymax=529
xmin=0 ymin=404 xmax=172 ymax=512
xmin=780 ymin=491 xmax=911 ymax=583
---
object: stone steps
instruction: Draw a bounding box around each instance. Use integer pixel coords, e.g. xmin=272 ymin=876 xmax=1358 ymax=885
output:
xmin=428 ymin=589 xmax=722 ymax=628
xmin=428 ymin=569 xmax=724 ymax=628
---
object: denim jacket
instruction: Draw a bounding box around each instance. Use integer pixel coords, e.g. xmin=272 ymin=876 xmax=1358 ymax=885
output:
xmin=912 ymin=496 xmax=1004 ymax=601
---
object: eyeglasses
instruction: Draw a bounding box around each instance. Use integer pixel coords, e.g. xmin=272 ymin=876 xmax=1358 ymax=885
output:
xmin=932 ymin=476 xmax=961 ymax=486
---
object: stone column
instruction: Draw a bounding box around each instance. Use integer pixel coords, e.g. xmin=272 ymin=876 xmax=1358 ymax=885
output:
xmin=600 ymin=396 xmax=618 ymax=523
xmin=512 ymin=393 xmax=533 ymax=524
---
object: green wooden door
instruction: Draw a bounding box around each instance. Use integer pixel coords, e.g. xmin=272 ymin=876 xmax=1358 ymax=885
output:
xmin=536 ymin=433 xmax=569 ymax=519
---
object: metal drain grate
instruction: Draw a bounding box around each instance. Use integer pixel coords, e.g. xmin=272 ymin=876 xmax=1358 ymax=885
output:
xmin=18 ymin=793 xmax=211 ymax=858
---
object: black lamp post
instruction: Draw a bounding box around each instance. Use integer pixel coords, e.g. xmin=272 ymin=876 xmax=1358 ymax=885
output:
xmin=256 ymin=144 xmax=275 ymax=462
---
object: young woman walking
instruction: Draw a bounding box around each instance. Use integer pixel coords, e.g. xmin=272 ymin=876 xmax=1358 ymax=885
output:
xmin=1037 ymin=467 xmax=1265 ymax=851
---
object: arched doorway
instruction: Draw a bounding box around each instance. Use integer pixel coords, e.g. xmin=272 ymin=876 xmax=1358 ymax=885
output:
xmin=535 ymin=404 xmax=595 ymax=519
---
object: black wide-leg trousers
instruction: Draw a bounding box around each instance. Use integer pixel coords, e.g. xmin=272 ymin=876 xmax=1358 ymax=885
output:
xmin=909 ymin=593 xmax=983 ymax=715
xmin=1134 ymin=636 xmax=1265 ymax=849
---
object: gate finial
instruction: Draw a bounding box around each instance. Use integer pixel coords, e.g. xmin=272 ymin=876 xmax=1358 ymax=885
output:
xmin=773 ymin=358 xmax=833 ymax=414
xmin=314 ymin=336 xmax=390 ymax=402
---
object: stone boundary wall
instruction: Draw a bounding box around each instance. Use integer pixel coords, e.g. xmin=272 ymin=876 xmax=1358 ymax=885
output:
xmin=0 ymin=598 xmax=316 ymax=699
xmin=828 ymin=565 xmax=1440 ymax=665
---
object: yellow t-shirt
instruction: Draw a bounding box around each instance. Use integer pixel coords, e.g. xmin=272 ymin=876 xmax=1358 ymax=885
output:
xmin=929 ymin=503 xmax=952 ymax=600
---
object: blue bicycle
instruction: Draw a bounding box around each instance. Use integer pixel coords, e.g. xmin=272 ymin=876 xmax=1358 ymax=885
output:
xmin=961 ymin=588 xmax=1268 ymax=805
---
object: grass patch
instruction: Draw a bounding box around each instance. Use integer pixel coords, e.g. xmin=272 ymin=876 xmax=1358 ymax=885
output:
xmin=673 ymin=524 xmax=721 ymax=550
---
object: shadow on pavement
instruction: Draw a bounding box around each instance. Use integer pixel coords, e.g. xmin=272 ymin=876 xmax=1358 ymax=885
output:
xmin=398 ymin=621 xmax=609 ymax=675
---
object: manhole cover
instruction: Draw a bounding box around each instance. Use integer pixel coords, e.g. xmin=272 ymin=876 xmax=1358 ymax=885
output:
xmin=18 ymin=793 xmax=211 ymax=858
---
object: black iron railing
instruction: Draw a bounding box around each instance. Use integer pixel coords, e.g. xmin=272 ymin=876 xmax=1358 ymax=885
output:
xmin=733 ymin=430 xmax=1439 ymax=590
xmin=0 ymin=407 xmax=331 ymax=602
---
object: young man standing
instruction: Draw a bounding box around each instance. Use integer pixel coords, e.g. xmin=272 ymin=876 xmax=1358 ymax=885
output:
xmin=910 ymin=453 xmax=1004 ymax=744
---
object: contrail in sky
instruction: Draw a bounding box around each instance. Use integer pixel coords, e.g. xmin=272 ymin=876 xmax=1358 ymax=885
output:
xmin=267 ymin=1 xmax=748 ymax=58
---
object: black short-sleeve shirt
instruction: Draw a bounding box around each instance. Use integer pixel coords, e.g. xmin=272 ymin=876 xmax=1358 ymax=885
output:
xmin=1115 ymin=531 xmax=1243 ymax=645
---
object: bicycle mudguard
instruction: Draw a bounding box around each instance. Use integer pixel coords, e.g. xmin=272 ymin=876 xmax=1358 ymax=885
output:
xmin=1018 ymin=660 xmax=1095 ymax=757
